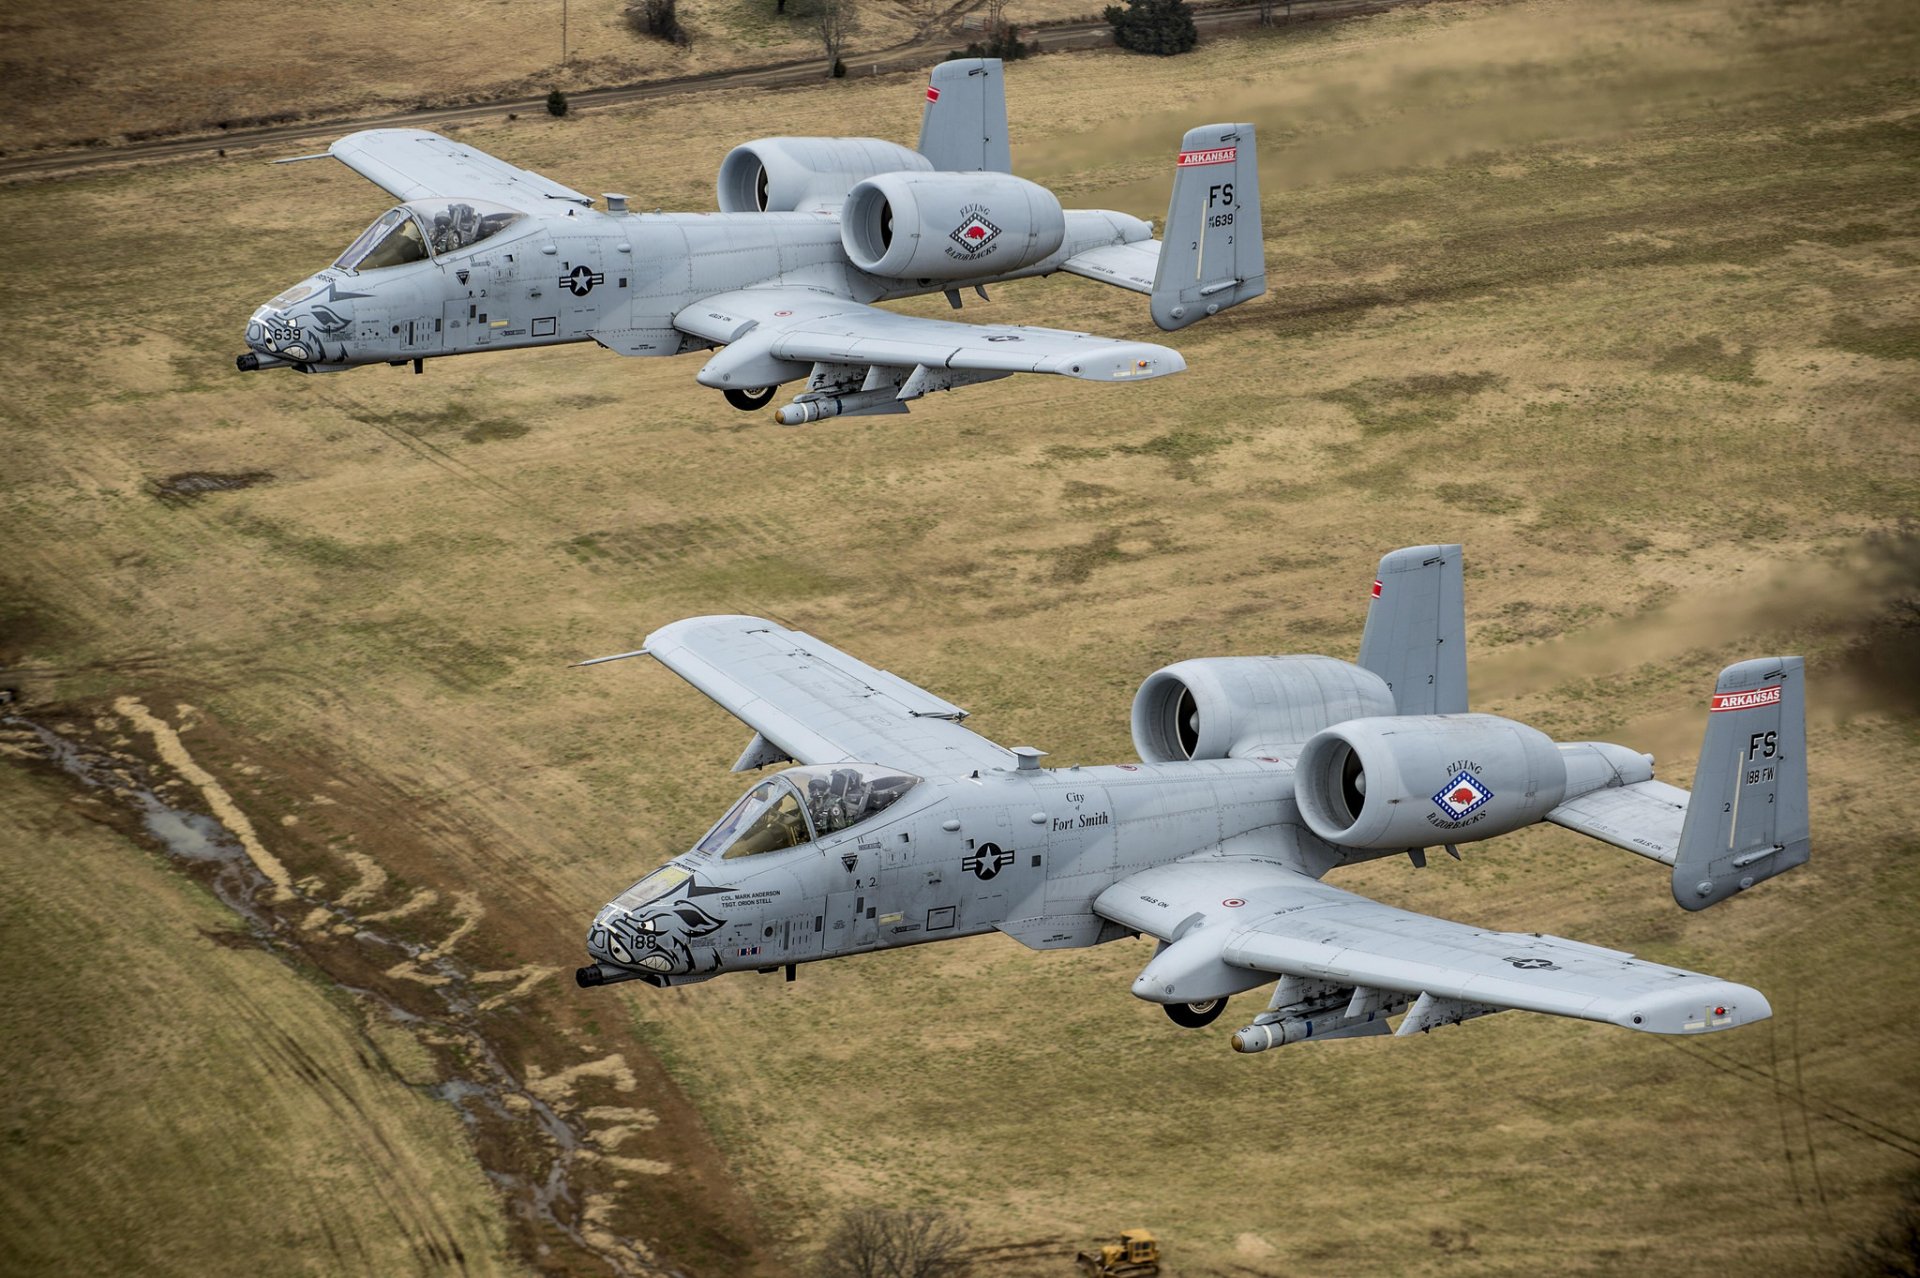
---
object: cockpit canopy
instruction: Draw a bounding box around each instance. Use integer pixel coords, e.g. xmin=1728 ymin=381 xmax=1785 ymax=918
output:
xmin=333 ymin=199 xmax=526 ymax=272
xmin=696 ymin=765 xmax=920 ymax=861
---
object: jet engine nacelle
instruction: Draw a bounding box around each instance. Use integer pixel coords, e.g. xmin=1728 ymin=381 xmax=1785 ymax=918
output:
xmin=1295 ymin=714 xmax=1568 ymax=850
xmin=841 ymin=172 xmax=1067 ymax=280
xmin=1130 ymin=656 xmax=1397 ymax=763
xmin=716 ymin=137 xmax=932 ymax=213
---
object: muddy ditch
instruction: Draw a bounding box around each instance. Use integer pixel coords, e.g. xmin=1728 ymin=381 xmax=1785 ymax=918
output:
xmin=3 ymin=703 xmax=714 ymax=1278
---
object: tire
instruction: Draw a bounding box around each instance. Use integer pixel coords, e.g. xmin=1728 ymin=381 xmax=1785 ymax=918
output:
xmin=1164 ymin=997 xmax=1227 ymax=1029
xmin=723 ymin=386 xmax=775 ymax=411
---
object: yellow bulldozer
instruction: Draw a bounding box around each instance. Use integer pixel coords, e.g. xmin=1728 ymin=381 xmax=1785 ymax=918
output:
xmin=1075 ymin=1228 xmax=1161 ymax=1276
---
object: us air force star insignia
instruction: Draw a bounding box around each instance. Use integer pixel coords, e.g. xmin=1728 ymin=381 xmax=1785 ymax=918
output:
xmin=561 ymin=265 xmax=605 ymax=296
xmin=962 ymin=842 xmax=1014 ymax=881
xmin=1507 ymin=957 xmax=1559 ymax=970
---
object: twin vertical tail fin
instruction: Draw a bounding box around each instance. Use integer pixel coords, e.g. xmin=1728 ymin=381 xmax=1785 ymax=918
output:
xmin=1672 ymin=657 xmax=1811 ymax=910
xmin=917 ymin=59 xmax=1012 ymax=174
xmin=1151 ymin=123 xmax=1267 ymax=332
xmin=1357 ymin=545 xmax=1468 ymax=716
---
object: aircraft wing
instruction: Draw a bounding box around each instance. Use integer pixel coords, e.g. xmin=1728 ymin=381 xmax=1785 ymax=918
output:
xmin=1096 ymin=851 xmax=1768 ymax=1036
xmin=642 ymin=615 xmax=1014 ymax=776
xmin=326 ymin=128 xmax=593 ymax=214
xmin=677 ymin=290 xmax=1184 ymax=387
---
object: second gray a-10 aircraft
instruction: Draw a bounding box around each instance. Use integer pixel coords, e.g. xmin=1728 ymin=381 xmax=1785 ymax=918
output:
xmin=575 ymin=546 xmax=1810 ymax=1052
xmin=239 ymin=59 xmax=1264 ymax=423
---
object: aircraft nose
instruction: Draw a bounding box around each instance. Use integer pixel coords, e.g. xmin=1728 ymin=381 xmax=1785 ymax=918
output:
xmin=240 ymin=279 xmax=355 ymax=369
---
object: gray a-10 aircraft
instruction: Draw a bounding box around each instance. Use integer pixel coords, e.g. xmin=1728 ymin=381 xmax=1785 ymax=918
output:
xmin=575 ymin=546 xmax=1810 ymax=1052
xmin=238 ymin=59 xmax=1264 ymax=423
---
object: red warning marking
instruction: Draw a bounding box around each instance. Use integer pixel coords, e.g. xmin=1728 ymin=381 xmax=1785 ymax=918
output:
xmin=1371 ymin=579 xmax=1383 ymax=599
xmin=926 ymin=86 xmax=941 ymax=102
xmin=1710 ymin=685 xmax=1782 ymax=713
xmin=1177 ymin=147 xmax=1237 ymax=167
xmin=1222 ymin=898 xmax=1246 ymax=908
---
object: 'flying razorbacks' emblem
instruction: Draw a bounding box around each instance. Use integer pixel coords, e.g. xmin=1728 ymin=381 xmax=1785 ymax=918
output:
xmin=1432 ymin=771 xmax=1493 ymax=821
xmin=963 ymin=842 xmax=1014 ymax=881
xmin=947 ymin=207 xmax=1002 ymax=257
xmin=562 ymin=265 xmax=605 ymax=296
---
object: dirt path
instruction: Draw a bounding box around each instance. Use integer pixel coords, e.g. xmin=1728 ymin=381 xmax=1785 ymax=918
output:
xmin=0 ymin=0 xmax=1428 ymax=184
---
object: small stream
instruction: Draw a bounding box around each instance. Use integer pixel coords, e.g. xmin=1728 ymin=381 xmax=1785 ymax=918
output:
xmin=8 ymin=711 xmax=684 ymax=1278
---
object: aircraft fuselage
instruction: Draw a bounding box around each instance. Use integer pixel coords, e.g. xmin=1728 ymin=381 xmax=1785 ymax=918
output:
xmin=241 ymin=207 xmax=1150 ymax=374
xmin=581 ymin=755 xmax=1394 ymax=990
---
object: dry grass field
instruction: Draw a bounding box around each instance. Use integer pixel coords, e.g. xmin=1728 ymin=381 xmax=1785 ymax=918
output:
xmin=0 ymin=0 xmax=1102 ymax=155
xmin=2 ymin=0 xmax=1917 ymax=1273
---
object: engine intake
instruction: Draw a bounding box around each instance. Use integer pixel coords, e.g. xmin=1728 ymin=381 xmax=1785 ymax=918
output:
xmin=716 ymin=137 xmax=931 ymax=213
xmin=841 ymin=172 xmax=1066 ymax=280
xmin=1295 ymin=714 xmax=1568 ymax=849
xmin=1130 ymin=657 xmax=1396 ymax=762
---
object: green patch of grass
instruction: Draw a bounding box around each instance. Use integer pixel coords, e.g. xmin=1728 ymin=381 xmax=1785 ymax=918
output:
xmin=1478 ymin=599 xmax=1607 ymax=647
xmin=1652 ymin=334 xmax=1760 ymax=384
xmin=1319 ymin=372 xmax=1503 ymax=436
xmin=1433 ymin=482 xmax=1523 ymax=516
xmin=1114 ymin=430 xmax=1232 ymax=481
xmin=363 ymin=402 xmax=529 ymax=444
xmin=1043 ymin=444 xmax=1111 ymax=463
xmin=337 ymin=616 xmax=519 ymax=691
xmin=1827 ymin=318 xmax=1920 ymax=362
xmin=223 ymin=513 xmax=405 ymax=573
xmin=1040 ymin=522 xmax=1179 ymax=585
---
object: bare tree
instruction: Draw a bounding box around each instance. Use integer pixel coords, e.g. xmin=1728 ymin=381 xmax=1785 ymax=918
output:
xmin=815 ymin=0 xmax=856 ymax=74
xmin=813 ymin=1207 xmax=970 ymax=1278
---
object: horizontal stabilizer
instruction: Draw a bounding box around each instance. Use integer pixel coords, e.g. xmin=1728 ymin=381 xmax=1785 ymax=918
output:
xmin=1547 ymin=779 xmax=1689 ymax=866
xmin=1061 ymin=241 xmax=1161 ymax=295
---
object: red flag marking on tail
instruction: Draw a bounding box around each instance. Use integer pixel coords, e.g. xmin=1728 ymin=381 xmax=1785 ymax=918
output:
xmin=926 ymin=86 xmax=941 ymax=102
xmin=1710 ymin=685 xmax=1782 ymax=713
xmin=1370 ymin=579 xmax=1383 ymax=599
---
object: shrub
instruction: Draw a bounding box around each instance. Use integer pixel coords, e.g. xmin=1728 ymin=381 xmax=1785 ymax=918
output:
xmin=546 ymin=88 xmax=569 ymax=117
xmin=1104 ymin=0 xmax=1197 ymax=54
xmin=626 ymin=0 xmax=691 ymax=46
xmin=963 ymin=22 xmax=1029 ymax=58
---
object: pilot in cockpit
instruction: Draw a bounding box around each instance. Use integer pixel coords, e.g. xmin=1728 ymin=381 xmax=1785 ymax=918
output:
xmin=805 ymin=768 xmax=870 ymax=836
xmin=429 ymin=203 xmax=480 ymax=255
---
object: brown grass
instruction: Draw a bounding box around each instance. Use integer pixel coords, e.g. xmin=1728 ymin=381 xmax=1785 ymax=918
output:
xmin=1 ymin=0 xmax=1917 ymax=1272
xmin=0 ymin=0 xmax=1105 ymax=154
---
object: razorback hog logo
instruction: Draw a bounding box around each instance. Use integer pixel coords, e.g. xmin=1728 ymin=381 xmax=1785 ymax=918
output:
xmin=600 ymin=899 xmax=726 ymax=974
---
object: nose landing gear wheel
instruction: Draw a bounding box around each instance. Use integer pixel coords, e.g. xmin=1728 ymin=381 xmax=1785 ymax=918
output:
xmin=1164 ymin=997 xmax=1227 ymax=1029
xmin=723 ymin=386 xmax=775 ymax=411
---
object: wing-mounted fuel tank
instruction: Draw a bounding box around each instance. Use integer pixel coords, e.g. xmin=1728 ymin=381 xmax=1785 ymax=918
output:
xmin=1130 ymin=656 xmax=1396 ymax=763
xmin=716 ymin=137 xmax=933 ymax=213
xmin=1295 ymin=714 xmax=1569 ymax=849
xmin=840 ymin=172 xmax=1066 ymax=280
